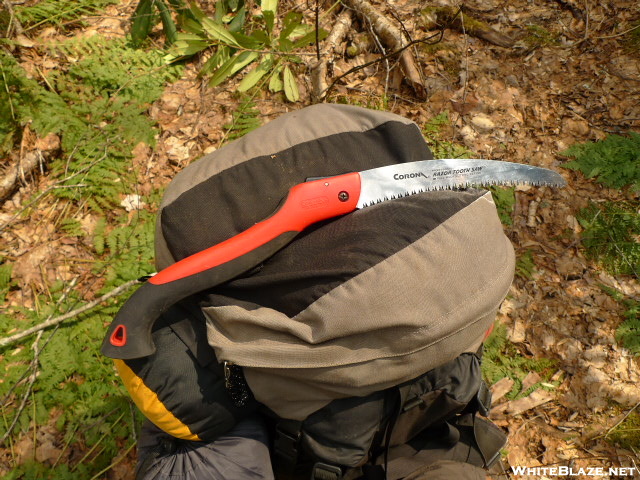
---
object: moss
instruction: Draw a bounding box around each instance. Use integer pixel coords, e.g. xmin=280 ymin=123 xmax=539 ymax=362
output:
xmin=332 ymin=93 xmax=389 ymax=111
xmin=522 ymin=24 xmax=559 ymax=49
xmin=607 ymin=411 xmax=640 ymax=450
xmin=622 ymin=20 xmax=640 ymax=54
xmin=421 ymin=6 xmax=496 ymax=35
xmin=419 ymin=41 xmax=460 ymax=78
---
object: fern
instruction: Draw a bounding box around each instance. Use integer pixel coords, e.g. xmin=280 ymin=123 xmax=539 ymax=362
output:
xmin=422 ymin=111 xmax=471 ymax=160
xmin=3 ymin=38 xmax=181 ymax=208
xmin=489 ymin=186 xmax=515 ymax=226
xmin=616 ymin=305 xmax=640 ymax=355
xmin=515 ymin=249 xmax=536 ymax=280
xmin=0 ymin=51 xmax=70 ymax=154
xmin=578 ymin=202 xmax=640 ymax=277
xmin=223 ymin=96 xmax=262 ymax=142
xmin=483 ymin=322 xmax=557 ymax=399
xmin=92 ymin=217 xmax=107 ymax=255
xmin=60 ymin=218 xmax=84 ymax=237
xmin=562 ymin=133 xmax=640 ymax=191
xmin=0 ymin=35 xmax=173 ymax=480
xmin=14 ymin=0 xmax=117 ymax=27
xmin=1 ymin=289 xmax=136 ymax=479
xmin=93 ymin=209 xmax=156 ymax=288
xmin=601 ymin=285 xmax=640 ymax=355
xmin=0 ymin=260 xmax=12 ymax=306
xmin=40 ymin=36 xmax=182 ymax=208
xmin=0 ymin=260 xmax=12 ymax=289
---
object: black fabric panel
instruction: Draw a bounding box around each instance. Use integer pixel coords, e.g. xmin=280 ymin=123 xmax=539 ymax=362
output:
xmin=300 ymin=389 xmax=388 ymax=467
xmin=125 ymin=302 xmax=258 ymax=441
xmin=161 ymin=121 xmax=432 ymax=261
xmin=199 ymin=189 xmax=485 ymax=317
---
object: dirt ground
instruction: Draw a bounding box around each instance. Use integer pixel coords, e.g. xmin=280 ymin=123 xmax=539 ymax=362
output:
xmin=2 ymin=0 xmax=639 ymax=478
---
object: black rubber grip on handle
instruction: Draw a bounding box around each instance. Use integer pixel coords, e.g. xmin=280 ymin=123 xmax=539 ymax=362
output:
xmin=101 ymin=231 xmax=299 ymax=359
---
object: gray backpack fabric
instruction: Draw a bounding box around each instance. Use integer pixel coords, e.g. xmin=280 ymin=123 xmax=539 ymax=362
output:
xmin=156 ymin=104 xmax=515 ymax=421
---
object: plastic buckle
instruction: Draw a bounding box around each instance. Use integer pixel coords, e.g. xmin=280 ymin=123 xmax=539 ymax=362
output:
xmin=273 ymin=423 xmax=301 ymax=466
xmin=311 ymin=462 xmax=343 ymax=480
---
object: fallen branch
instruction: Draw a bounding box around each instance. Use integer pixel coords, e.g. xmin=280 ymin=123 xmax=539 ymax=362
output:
xmin=311 ymin=9 xmax=353 ymax=102
xmin=341 ymin=0 xmax=427 ymax=98
xmin=0 ymin=151 xmax=41 ymax=202
xmin=0 ymin=279 xmax=141 ymax=349
xmin=0 ymin=131 xmax=60 ymax=203
xmin=321 ymin=31 xmax=443 ymax=101
xmin=422 ymin=6 xmax=514 ymax=48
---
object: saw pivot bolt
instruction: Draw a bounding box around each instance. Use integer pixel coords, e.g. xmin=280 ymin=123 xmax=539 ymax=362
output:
xmin=338 ymin=191 xmax=350 ymax=202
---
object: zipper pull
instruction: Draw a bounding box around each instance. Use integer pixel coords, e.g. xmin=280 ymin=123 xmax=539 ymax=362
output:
xmin=223 ymin=361 xmax=252 ymax=408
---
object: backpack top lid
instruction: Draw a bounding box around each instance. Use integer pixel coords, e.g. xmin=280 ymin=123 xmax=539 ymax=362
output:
xmin=156 ymin=104 xmax=515 ymax=420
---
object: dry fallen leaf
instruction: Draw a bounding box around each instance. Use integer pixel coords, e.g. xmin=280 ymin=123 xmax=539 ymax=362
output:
xmin=490 ymin=377 xmax=515 ymax=403
xmin=505 ymin=389 xmax=554 ymax=416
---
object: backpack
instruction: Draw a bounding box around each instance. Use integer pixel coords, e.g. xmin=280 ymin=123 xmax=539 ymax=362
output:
xmin=118 ymin=104 xmax=513 ymax=478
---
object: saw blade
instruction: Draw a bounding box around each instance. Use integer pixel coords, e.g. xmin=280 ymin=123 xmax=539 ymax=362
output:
xmin=356 ymin=159 xmax=566 ymax=208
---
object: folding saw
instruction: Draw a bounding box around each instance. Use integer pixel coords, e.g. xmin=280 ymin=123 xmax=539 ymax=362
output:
xmin=101 ymin=158 xmax=566 ymax=359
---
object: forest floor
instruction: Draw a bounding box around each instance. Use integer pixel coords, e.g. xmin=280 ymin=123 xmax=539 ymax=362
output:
xmin=1 ymin=0 xmax=639 ymax=478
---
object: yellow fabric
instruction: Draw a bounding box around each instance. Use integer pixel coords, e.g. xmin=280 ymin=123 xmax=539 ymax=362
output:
xmin=114 ymin=359 xmax=200 ymax=441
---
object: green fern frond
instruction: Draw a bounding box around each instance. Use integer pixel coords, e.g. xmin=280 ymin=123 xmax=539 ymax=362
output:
xmin=515 ymin=250 xmax=536 ymax=280
xmin=562 ymin=133 xmax=640 ymax=191
xmin=422 ymin=111 xmax=471 ymax=160
xmin=93 ymin=210 xmax=155 ymax=288
xmin=35 ymin=36 xmax=183 ymax=207
xmin=482 ymin=322 xmax=557 ymax=399
xmin=15 ymin=0 xmax=117 ymax=27
xmin=223 ymin=96 xmax=262 ymax=142
xmin=0 ymin=50 xmax=69 ymax=153
xmin=60 ymin=218 xmax=84 ymax=237
xmin=601 ymin=285 xmax=640 ymax=355
xmin=93 ymin=217 xmax=107 ymax=255
xmin=489 ymin=186 xmax=515 ymax=226
xmin=578 ymin=202 xmax=640 ymax=277
xmin=0 ymin=261 xmax=12 ymax=289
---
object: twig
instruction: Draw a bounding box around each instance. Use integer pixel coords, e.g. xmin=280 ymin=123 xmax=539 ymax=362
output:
xmin=595 ymin=23 xmax=640 ymax=40
xmin=88 ymin=441 xmax=137 ymax=480
xmin=129 ymin=400 xmax=138 ymax=444
xmin=0 ymin=330 xmax=43 ymax=446
xmin=2 ymin=0 xmax=24 ymax=36
xmin=583 ymin=0 xmax=589 ymax=42
xmin=314 ymin=0 xmax=320 ymax=61
xmin=0 ymin=278 xmax=141 ymax=349
xmin=601 ymin=400 xmax=640 ymax=439
xmin=366 ymin=19 xmax=390 ymax=97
